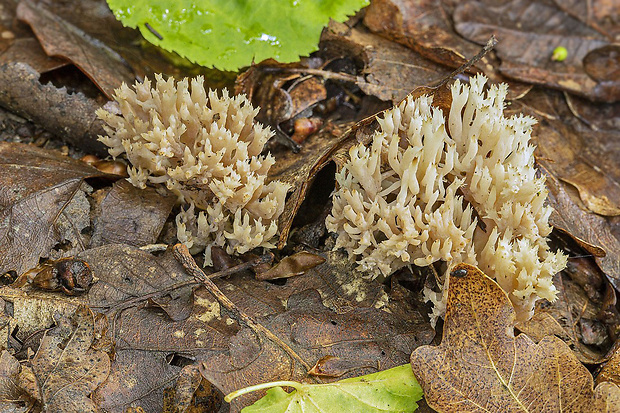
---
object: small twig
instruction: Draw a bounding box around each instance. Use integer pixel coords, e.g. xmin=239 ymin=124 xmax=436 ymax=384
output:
xmin=92 ymin=252 xmax=273 ymax=314
xmin=434 ymin=35 xmax=498 ymax=88
xmin=173 ymin=244 xmax=312 ymax=372
xmin=262 ymin=66 xmax=360 ymax=83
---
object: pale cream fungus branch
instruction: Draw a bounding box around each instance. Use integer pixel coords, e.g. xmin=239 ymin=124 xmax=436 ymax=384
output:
xmin=97 ymin=75 xmax=291 ymax=265
xmin=326 ymin=75 xmax=567 ymax=323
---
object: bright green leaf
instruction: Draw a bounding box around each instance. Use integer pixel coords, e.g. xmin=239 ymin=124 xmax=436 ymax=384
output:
xmin=106 ymin=0 xmax=369 ymax=71
xmin=226 ymin=364 xmax=422 ymax=412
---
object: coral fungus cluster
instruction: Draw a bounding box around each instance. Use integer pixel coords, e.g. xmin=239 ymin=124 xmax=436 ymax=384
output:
xmin=326 ymin=75 xmax=567 ymax=321
xmin=97 ymin=75 xmax=290 ymax=264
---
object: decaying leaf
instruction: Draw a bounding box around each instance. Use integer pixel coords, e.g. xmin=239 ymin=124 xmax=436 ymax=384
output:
xmin=513 ymin=89 xmax=620 ymax=217
xmin=17 ymin=0 xmax=134 ymax=98
xmin=90 ymin=180 xmax=175 ymax=248
xmin=410 ymin=263 xmax=620 ymax=412
xmin=516 ymin=267 xmax=611 ymax=364
xmin=454 ymin=0 xmax=618 ymax=102
xmin=543 ymin=169 xmax=620 ymax=292
xmin=256 ymin=251 xmax=326 ymax=281
xmin=79 ymin=244 xmax=195 ymax=322
xmin=321 ymin=20 xmax=452 ymax=103
xmin=0 ymin=351 xmax=32 ymax=412
xmin=597 ymin=343 xmax=620 ymax=388
xmin=0 ymin=63 xmax=109 ymax=155
xmin=21 ymin=305 xmax=110 ymax=412
xmin=0 ymin=142 xmax=109 ymax=277
xmin=227 ymin=364 xmax=422 ymax=413
xmin=363 ymin=0 xmax=481 ymax=69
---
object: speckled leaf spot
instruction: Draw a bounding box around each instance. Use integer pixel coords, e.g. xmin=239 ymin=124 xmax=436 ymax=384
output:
xmin=23 ymin=305 xmax=111 ymax=413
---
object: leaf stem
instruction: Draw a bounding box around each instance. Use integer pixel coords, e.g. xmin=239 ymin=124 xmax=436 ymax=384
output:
xmin=225 ymin=381 xmax=303 ymax=403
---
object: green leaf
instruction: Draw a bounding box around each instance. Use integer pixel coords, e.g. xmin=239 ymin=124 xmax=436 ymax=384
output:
xmin=226 ymin=364 xmax=422 ymax=412
xmin=106 ymin=0 xmax=369 ymax=71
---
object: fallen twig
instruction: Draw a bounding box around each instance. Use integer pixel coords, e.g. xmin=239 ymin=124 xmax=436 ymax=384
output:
xmin=173 ymin=243 xmax=312 ymax=372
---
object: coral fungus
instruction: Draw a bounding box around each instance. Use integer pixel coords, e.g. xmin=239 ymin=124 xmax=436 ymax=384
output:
xmin=326 ymin=75 xmax=567 ymax=321
xmin=97 ymin=75 xmax=290 ymax=264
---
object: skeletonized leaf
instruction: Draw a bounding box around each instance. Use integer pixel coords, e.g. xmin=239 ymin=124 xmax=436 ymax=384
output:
xmin=24 ymin=306 xmax=110 ymax=413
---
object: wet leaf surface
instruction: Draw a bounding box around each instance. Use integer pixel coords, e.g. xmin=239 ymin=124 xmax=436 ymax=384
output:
xmin=0 ymin=142 xmax=108 ymax=276
xmin=411 ymin=264 xmax=620 ymax=412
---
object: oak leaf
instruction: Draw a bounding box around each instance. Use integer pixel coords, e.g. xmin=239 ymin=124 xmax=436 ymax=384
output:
xmin=410 ymin=263 xmax=620 ymax=413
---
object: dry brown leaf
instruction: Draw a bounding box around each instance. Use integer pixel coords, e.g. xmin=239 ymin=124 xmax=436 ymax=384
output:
xmin=80 ymin=244 xmax=196 ymax=322
xmin=543 ymin=169 xmax=620 ymax=292
xmin=0 ymin=63 xmax=110 ymax=155
xmin=597 ymin=343 xmax=620 ymax=387
xmin=363 ymin=0 xmax=481 ymax=69
xmin=255 ymin=251 xmax=326 ymax=281
xmin=0 ymin=351 xmax=32 ymax=412
xmin=516 ymin=266 xmax=611 ymax=364
xmin=90 ymin=180 xmax=176 ymax=248
xmin=321 ymin=20 xmax=452 ymax=103
xmin=410 ymin=263 xmax=620 ymax=413
xmin=87 ymin=245 xmax=431 ymax=411
xmin=454 ymin=0 xmax=617 ymax=102
xmin=0 ymin=142 xmax=109 ymax=277
xmin=512 ymin=90 xmax=620 ymax=217
xmin=17 ymin=0 xmax=134 ymax=98
xmin=20 ymin=305 xmax=110 ymax=413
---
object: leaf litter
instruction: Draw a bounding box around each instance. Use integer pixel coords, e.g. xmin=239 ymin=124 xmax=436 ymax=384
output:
xmin=0 ymin=0 xmax=619 ymax=411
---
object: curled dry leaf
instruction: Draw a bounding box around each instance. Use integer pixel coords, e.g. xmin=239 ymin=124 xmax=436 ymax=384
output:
xmin=20 ymin=306 xmax=110 ymax=413
xmin=0 ymin=63 xmax=109 ymax=155
xmin=321 ymin=20 xmax=452 ymax=103
xmin=410 ymin=263 xmax=620 ymax=412
xmin=17 ymin=0 xmax=134 ymax=98
xmin=256 ymin=251 xmax=326 ymax=281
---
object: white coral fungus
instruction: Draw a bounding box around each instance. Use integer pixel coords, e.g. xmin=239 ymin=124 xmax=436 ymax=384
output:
xmin=97 ymin=75 xmax=290 ymax=264
xmin=326 ymin=75 xmax=567 ymax=321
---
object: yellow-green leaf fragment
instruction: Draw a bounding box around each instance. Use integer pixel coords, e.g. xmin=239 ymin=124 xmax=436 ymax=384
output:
xmin=227 ymin=364 xmax=422 ymax=412
xmin=552 ymin=46 xmax=568 ymax=61
xmin=106 ymin=0 xmax=369 ymax=71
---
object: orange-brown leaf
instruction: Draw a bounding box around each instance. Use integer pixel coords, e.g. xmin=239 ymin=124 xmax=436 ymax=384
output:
xmin=411 ymin=263 xmax=620 ymax=413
